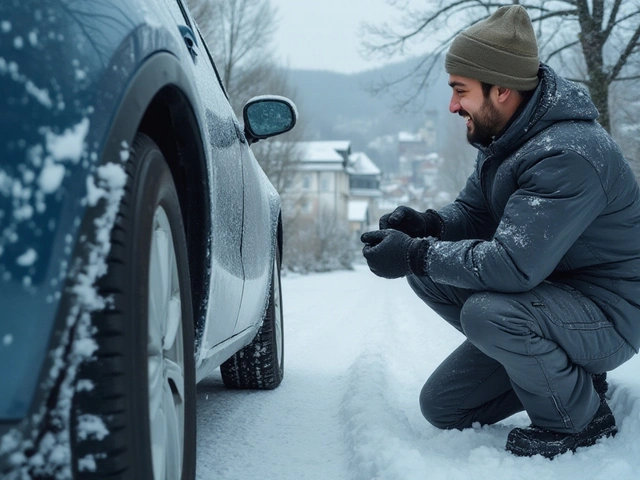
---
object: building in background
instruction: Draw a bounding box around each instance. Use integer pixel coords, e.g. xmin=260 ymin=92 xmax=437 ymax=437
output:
xmin=289 ymin=141 xmax=351 ymax=221
xmin=281 ymin=141 xmax=383 ymax=259
xmin=347 ymin=151 xmax=382 ymax=238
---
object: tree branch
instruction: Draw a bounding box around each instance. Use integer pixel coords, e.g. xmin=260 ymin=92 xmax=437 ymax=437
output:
xmin=361 ymin=0 xmax=504 ymax=57
xmin=544 ymin=40 xmax=581 ymax=62
xmin=604 ymin=0 xmax=624 ymax=37
xmin=614 ymin=75 xmax=640 ymax=81
xmin=610 ymin=23 xmax=640 ymax=81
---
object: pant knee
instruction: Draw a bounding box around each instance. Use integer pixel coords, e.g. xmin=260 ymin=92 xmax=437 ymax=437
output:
xmin=460 ymin=292 xmax=496 ymax=343
xmin=460 ymin=292 xmax=530 ymax=346
xmin=420 ymin=381 xmax=468 ymax=430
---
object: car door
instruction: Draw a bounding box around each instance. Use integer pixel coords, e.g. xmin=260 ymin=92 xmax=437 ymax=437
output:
xmin=233 ymin=144 xmax=275 ymax=334
xmin=161 ymin=0 xmax=246 ymax=348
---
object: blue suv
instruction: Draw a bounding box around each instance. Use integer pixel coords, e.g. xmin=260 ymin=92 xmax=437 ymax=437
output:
xmin=0 ymin=1 xmax=296 ymax=478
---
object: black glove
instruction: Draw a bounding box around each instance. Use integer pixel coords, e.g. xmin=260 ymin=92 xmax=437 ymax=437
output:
xmin=361 ymin=229 xmax=431 ymax=279
xmin=379 ymin=206 xmax=443 ymax=239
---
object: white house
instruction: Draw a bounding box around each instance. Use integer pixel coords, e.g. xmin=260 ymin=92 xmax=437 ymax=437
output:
xmin=281 ymin=141 xmax=383 ymax=251
xmin=289 ymin=141 xmax=352 ymax=221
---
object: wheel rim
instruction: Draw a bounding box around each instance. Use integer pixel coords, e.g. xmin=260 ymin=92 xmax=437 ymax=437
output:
xmin=273 ymin=256 xmax=283 ymax=367
xmin=148 ymin=206 xmax=185 ymax=480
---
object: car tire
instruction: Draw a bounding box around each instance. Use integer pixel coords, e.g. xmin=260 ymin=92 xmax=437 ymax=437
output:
xmin=220 ymin=245 xmax=284 ymax=389
xmin=72 ymin=133 xmax=196 ymax=480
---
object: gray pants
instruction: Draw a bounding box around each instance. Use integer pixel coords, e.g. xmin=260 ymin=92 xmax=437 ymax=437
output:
xmin=408 ymin=274 xmax=635 ymax=433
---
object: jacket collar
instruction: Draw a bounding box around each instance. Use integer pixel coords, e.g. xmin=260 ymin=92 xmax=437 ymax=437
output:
xmin=473 ymin=64 xmax=550 ymax=157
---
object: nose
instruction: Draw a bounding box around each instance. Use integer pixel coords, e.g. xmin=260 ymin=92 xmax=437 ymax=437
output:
xmin=449 ymin=95 xmax=460 ymax=114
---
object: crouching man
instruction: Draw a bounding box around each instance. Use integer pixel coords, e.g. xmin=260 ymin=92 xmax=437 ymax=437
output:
xmin=361 ymin=5 xmax=640 ymax=459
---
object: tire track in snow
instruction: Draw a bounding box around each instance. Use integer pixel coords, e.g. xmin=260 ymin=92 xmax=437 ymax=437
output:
xmin=339 ymin=273 xmax=438 ymax=480
xmin=341 ymin=349 xmax=430 ymax=480
xmin=195 ymin=266 xmax=411 ymax=480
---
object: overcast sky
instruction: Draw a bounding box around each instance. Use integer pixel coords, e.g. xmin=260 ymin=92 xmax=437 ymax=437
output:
xmin=270 ymin=0 xmax=412 ymax=74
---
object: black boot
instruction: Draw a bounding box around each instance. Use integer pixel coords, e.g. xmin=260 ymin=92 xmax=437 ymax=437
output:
xmin=505 ymin=400 xmax=617 ymax=459
xmin=591 ymin=372 xmax=608 ymax=402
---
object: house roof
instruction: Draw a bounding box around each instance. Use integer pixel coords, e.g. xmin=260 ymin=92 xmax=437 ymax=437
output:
xmin=296 ymin=141 xmax=350 ymax=163
xmin=347 ymin=152 xmax=381 ymax=175
xmin=318 ymin=140 xmax=351 ymax=154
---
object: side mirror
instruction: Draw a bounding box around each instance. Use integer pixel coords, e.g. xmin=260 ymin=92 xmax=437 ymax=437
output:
xmin=243 ymin=95 xmax=298 ymax=145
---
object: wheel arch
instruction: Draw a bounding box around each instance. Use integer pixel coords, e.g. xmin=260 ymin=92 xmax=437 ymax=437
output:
xmin=102 ymin=52 xmax=211 ymax=347
xmin=137 ymin=87 xmax=211 ymax=344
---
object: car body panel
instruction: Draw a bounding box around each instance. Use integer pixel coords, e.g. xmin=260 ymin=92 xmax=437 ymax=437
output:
xmin=235 ymin=148 xmax=280 ymax=334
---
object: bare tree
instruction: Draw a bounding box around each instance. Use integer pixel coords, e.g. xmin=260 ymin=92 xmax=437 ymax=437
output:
xmin=187 ymin=0 xmax=305 ymax=192
xmin=187 ymin=0 xmax=279 ymax=112
xmin=610 ymin=80 xmax=640 ymax=181
xmin=282 ymin=207 xmax=353 ymax=273
xmin=362 ymin=0 xmax=640 ymax=133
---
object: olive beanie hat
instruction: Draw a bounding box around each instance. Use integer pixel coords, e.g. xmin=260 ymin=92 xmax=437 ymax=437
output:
xmin=445 ymin=5 xmax=540 ymax=90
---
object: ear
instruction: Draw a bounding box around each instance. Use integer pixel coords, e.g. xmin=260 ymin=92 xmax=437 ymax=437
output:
xmin=494 ymin=86 xmax=513 ymax=104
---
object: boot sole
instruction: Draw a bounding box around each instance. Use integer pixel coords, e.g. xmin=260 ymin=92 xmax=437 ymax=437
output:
xmin=506 ymin=424 xmax=617 ymax=459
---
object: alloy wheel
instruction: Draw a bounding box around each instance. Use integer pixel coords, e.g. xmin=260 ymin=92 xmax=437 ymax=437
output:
xmin=148 ymin=206 xmax=185 ymax=480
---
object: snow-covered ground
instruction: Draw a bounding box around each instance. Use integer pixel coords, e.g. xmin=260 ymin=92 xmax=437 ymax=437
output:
xmin=195 ymin=263 xmax=640 ymax=480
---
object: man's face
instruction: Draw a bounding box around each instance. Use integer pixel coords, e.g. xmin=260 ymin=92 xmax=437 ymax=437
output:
xmin=448 ymin=75 xmax=503 ymax=146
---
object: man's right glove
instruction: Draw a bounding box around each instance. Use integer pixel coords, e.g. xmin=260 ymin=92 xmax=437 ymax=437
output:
xmin=379 ymin=206 xmax=443 ymax=239
xmin=361 ymin=229 xmax=431 ymax=279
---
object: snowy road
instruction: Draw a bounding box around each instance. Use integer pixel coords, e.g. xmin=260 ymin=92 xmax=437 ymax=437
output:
xmin=195 ymin=264 xmax=640 ymax=480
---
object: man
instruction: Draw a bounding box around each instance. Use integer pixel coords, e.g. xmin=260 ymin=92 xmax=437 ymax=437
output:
xmin=361 ymin=5 xmax=640 ymax=459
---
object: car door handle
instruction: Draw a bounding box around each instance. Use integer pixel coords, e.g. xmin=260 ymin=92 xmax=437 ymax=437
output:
xmin=179 ymin=25 xmax=198 ymax=61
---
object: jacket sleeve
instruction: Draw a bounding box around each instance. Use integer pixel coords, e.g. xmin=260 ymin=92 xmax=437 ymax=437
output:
xmin=426 ymin=151 xmax=607 ymax=292
xmin=437 ymin=161 xmax=497 ymax=241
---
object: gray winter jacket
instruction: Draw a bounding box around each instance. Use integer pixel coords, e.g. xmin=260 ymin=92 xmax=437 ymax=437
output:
xmin=428 ymin=64 xmax=640 ymax=351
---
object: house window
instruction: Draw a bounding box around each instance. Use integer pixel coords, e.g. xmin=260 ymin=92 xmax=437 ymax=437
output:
xmin=302 ymin=174 xmax=312 ymax=190
xmin=319 ymin=172 xmax=332 ymax=192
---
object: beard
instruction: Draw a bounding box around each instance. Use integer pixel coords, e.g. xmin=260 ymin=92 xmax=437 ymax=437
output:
xmin=463 ymin=97 xmax=503 ymax=147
